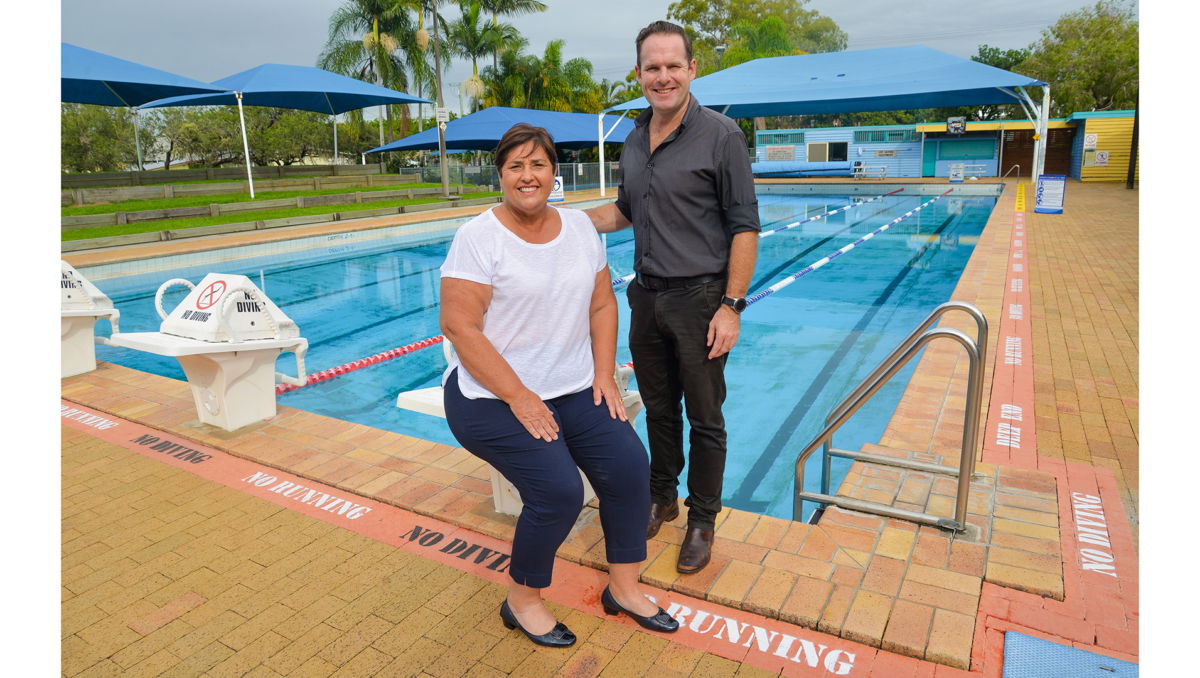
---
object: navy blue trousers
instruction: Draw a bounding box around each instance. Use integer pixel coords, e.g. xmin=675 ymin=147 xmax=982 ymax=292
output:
xmin=443 ymin=370 xmax=650 ymax=588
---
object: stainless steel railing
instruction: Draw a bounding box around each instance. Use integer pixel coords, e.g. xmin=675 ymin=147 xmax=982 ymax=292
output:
xmin=794 ymin=302 xmax=988 ymax=532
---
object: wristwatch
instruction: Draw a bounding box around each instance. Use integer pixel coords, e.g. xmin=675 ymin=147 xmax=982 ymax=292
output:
xmin=721 ymin=295 xmax=747 ymax=314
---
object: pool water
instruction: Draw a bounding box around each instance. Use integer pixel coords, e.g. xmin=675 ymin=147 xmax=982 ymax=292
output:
xmin=90 ymin=190 xmax=995 ymax=521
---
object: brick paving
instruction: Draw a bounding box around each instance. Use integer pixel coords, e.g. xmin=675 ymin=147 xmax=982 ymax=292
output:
xmin=62 ymin=179 xmax=1139 ymax=675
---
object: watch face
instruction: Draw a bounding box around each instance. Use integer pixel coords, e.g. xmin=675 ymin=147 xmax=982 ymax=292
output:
xmin=723 ymin=296 xmax=747 ymax=313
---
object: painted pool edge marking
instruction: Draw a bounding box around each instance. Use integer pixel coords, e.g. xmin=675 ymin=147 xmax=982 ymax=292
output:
xmin=60 ymin=399 xmax=877 ymax=677
xmin=970 ymin=184 xmax=1139 ymax=667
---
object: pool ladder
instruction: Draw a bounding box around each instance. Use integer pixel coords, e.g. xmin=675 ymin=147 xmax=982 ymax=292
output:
xmin=792 ymin=301 xmax=987 ymax=532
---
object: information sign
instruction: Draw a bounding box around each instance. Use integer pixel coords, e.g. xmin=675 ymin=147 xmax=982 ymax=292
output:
xmin=1034 ymin=174 xmax=1066 ymax=214
xmin=548 ymin=176 xmax=564 ymax=202
xmin=435 ymin=107 xmax=450 ymax=123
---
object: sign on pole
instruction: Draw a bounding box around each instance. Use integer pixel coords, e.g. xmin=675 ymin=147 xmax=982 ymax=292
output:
xmin=548 ymin=176 xmax=564 ymax=202
xmin=1034 ymin=174 xmax=1066 ymax=214
xmin=435 ymin=107 xmax=450 ymax=123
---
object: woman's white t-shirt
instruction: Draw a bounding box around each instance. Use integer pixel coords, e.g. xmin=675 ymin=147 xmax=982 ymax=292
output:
xmin=440 ymin=205 xmax=607 ymax=400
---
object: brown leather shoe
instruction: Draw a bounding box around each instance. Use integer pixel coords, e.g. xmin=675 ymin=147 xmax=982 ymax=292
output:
xmin=646 ymin=501 xmax=679 ymax=539
xmin=677 ymin=526 xmax=714 ymax=574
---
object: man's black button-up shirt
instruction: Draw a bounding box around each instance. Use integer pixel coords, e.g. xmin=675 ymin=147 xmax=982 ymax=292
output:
xmin=615 ymin=95 xmax=760 ymax=278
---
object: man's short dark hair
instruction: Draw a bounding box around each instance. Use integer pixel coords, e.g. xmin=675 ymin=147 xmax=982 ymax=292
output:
xmin=635 ymin=20 xmax=693 ymax=67
xmin=494 ymin=123 xmax=557 ymax=173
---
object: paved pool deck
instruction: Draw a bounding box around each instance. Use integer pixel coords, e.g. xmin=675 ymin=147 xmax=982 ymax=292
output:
xmin=61 ymin=178 xmax=1138 ymax=676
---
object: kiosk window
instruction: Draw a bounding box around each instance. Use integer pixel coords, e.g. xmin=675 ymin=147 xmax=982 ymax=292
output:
xmin=807 ymin=141 xmax=848 ymax=162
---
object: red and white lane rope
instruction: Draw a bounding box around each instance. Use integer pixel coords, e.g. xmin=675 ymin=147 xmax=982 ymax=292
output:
xmin=275 ymin=335 xmax=444 ymax=395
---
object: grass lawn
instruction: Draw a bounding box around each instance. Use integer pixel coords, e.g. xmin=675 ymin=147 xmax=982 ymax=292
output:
xmin=62 ymin=192 xmax=500 ymax=241
xmin=63 ymin=172 xmax=429 ymax=189
xmin=63 ymin=182 xmax=479 ymax=216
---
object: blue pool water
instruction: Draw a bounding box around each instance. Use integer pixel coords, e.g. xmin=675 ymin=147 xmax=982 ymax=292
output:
xmin=88 ymin=189 xmax=996 ymax=521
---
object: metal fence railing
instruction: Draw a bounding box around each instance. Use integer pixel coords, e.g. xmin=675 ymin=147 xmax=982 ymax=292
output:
xmin=400 ymin=162 xmax=623 ymax=194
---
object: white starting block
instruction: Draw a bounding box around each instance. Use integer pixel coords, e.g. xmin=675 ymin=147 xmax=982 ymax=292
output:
xmin=107 ymin=273 xmax=308 ymax=432
xmin=396 ymin=342 xmax=644 ymax=516
xmin=61 ymin=261 xmax=121 ymax=378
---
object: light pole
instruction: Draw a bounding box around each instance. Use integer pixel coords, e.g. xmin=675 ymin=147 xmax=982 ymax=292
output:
xmin=715 ymin=43 xmax=727 ymax=70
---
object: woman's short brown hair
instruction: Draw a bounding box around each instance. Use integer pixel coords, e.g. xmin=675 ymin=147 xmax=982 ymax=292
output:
xmin=494 ymin=123 xmax=558 ymax=173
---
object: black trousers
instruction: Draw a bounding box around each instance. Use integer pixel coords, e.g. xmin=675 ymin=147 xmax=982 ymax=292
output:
xmin=443 ymin=370 xmax=650 ymax=588
xmin=626 ymin=278 xmax=728 ymax=530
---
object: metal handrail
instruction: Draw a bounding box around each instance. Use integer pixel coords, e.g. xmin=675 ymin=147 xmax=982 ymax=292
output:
xmin=820 ymin=302 xmax=987 ymax=496
xmin=1002 ymin=165 xmax=1022 ymax=178
xmin=793 ymin=321 xmax=985 ymax=531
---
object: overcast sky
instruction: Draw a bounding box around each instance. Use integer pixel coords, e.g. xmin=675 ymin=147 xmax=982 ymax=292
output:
xmin=61 ymin=0 xmax=1131 ymax=114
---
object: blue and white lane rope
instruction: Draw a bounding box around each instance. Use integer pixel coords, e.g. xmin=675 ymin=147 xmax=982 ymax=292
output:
xmin=758 ymin=188 xmax=903 ymax=239
xmin=745 ymin=189 xmax=953 ymax=306
xmin=610 ymin=188 xmax=907 ymax=289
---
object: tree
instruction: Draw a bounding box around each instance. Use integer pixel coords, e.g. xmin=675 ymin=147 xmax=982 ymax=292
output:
xmin=720 ymin=17 xmax=798 ymax=69
xmin=448 ymin=0 xmax=518 ymax=110
xmin=479 ymin=40 xmax=602 ymax=112
xmin=668 ymin=0 xmax=845 ymax=66
xmin=319 ymin=0 xmax=430 ymax=143
xmin=61 ymin=104 xmax=157 ymax=172
xmin=478 ymin=0 xmax=547 ymax=70
xmin=1020 ymin=0 xmax=1137 ymax=116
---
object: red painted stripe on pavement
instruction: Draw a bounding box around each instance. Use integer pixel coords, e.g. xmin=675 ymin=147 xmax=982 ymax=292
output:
xmin=61 ymin=400 xmax=884 ymax=677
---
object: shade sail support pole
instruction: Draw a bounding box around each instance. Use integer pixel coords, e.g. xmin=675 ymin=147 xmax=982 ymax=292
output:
xmin=1035 ymin=85 xmax=1050 ymax=184
xmin=132 ymin=107 xmax=144 ymax=171
xmin=332 ymin=114 xmax=339 ymax=166
xmin=235 ymin=91 xmax=255 ymax=199
xmin=597 ymin=111 xmax=629 ymax=198
xmin=598 ymin=113 xmax=606 ymax=197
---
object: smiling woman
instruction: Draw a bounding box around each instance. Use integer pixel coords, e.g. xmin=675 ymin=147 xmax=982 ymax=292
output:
xmin=435 ymin=122 xmax=680 ymax=647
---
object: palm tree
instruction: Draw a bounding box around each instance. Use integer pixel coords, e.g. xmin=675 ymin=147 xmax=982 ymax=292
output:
xmin=319 ymin=0 xmax=429 ymax=143
xmin=447 ymin=1 xmax=518 ymax=111
xmin=480 ymin=39 xmax=533 ymax=109
xmin=478 ymin=0 xmax=546 ymax=70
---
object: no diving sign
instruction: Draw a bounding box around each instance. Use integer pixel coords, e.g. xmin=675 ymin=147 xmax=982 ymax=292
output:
xmin=196 ymin=280 xmax=227 ymax=309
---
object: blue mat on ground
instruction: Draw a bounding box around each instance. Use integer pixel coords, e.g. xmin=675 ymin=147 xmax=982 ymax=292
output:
xmin=1003 ymin=631 xmax=1137 ymax=677
xmin=750 ymin=160 xmax=855 ymax=177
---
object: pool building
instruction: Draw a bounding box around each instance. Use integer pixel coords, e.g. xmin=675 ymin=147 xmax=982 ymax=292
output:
xmin=755 ymin=110 xmax=1138 ymax=181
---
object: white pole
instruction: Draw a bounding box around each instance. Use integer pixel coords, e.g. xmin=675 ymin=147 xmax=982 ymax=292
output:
xmin=235 ymin=91 xmax=255 ymax=199
xmin=1035 ymin=85 xmax=1051 ymax=184
xmin=332 ymin=114 xmax=339 ymax=166
xmin=598 ymin=113 xmax=606 ymax=197
xmin=132 ymin=108 xmax=144 ymax=171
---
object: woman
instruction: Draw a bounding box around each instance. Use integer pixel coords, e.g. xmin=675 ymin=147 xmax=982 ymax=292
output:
xmin=440 ymin=124 xmax=679 ymax=647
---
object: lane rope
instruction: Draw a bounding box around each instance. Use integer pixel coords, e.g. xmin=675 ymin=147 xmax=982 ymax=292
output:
xmin=746 ymin=189 xmax=953 ymax=306
xmin=611 ymin=188 xmax=906 ymax=288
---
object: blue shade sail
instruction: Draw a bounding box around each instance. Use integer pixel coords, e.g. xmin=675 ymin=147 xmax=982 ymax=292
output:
xmin=607 ymin=46 xmax=1047 ymax=118
xmin=139 ymin=63 xmax=431 ymax=115
xmin=366 ymin=106 xmax=636 ymax=153
xmin=62 ymin=43 xmax=226 ymax=107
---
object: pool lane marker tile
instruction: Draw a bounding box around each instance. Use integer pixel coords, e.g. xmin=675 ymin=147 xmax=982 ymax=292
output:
xmin=61 ymin=400 xmax=881 ymax=677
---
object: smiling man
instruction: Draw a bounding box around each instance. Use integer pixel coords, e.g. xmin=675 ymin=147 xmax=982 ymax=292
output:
xmin=586 ymin=20 xmax=759 ymax=574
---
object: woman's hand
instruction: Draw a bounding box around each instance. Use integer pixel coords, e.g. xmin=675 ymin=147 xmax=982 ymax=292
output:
xmin=593 ymin=376 xmax=628 ymax=422
xmin=509 ymin=389 xmax=559 ymax=442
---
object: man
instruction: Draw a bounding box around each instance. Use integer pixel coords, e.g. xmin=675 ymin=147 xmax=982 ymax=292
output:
xmin=586 ymin=20 xmax=759 ymax=574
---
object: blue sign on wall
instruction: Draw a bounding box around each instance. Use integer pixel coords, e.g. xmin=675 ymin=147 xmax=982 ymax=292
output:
xmin=1035 ymin=174 xmax=1066 ymax=214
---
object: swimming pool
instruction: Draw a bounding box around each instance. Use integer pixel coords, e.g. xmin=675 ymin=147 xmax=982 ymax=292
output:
xmin=87 ymin=186 xmax=998 ymax=521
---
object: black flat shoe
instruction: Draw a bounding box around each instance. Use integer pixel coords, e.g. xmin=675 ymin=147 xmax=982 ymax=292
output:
xmin=601 ymin=586 xmax=680 ymax=633
xmin=499 ymin=600 xmax=576 ymax=648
